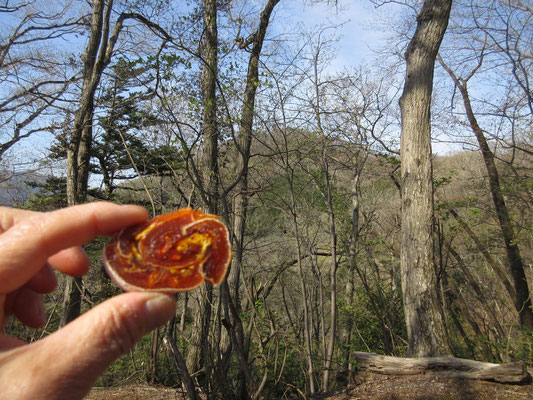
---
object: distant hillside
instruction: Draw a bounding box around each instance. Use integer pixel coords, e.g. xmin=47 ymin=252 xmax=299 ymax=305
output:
xmin=0 ymin=172 xmax=46 ymax=207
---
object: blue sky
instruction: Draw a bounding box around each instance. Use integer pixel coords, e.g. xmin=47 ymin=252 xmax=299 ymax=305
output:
xmin=273 ymin=1 xmax=389 ymax=71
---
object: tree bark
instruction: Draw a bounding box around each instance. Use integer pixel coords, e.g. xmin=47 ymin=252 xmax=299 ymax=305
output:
xmin=59 ymin=275 xmax=83 ymax=327
xmin=399 ymin=0 xmax=453 ymax=357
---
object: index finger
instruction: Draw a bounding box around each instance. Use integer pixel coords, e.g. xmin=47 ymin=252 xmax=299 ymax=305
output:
xmin=0 ymin=202 xmax=148 ymax=293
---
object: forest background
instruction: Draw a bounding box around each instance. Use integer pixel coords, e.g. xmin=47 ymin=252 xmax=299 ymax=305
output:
xmin=1 ymin=0 xmax=532 ymax=398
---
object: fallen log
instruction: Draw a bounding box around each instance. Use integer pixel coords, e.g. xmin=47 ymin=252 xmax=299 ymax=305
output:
xmin=354 ymin=352 xmax=530 ymax=384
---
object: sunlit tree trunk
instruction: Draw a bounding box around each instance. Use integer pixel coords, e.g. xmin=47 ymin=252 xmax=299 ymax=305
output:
xmin=399 ymin=0 xmax=453 ymax=357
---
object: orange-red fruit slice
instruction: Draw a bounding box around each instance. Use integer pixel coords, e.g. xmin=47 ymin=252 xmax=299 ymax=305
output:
xmin=103 ymin=208 xmax=231 ymax=292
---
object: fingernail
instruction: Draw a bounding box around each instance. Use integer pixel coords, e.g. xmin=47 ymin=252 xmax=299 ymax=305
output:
xmin=144 ymin=294 xmax=176 ymax=328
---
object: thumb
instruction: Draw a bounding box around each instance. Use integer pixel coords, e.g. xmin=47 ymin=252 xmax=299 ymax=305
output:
xmin=6 ymin=292 xmax=176 ymax=399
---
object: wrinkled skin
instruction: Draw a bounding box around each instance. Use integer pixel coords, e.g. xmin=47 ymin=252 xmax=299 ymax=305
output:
xmin=0 ymin=203 xmax=176 ymax=400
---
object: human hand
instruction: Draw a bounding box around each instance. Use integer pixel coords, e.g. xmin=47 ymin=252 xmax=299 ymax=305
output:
xmin=0 ymin=203 xmax=177 ymax=399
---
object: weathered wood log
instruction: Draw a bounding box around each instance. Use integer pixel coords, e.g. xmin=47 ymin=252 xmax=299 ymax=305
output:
xmin=354 ymin=352 xmax=530 ymax=384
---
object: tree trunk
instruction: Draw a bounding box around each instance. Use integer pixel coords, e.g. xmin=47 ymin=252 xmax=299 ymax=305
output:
xmin=230 ymin=0 xmax=280 ymax=305
xmin=222 ymin=3 xmax=280 ymax=397
xmin=294 ymin=217 xmax=316 ymax=394
xmin=399 ymin=0 xmax=453 ymax=357
xmin=164 ymin=313 xmax=199 ymax=400
xmin=66 ymin=0 xmax=109 ymax=205
xmin=186 ymin=0 xmax=219 ymax=386
xmin=59 ymin=276 xmax=83 ymax=327
xmin=353 ymin=352 xmax=530 ymax=384
xmin=308 ymin=33 xmax=340 ymax=390
xmin=62 ymin=0 xmax=158 ymax=328
xmin=201 ymin=0 xmax=219 ymax=215
xmin=341 ymin=164 xmax=363 ymax=379
xmin=322 ymin=165 xmax=338 ymax=391
xmin=287 ymin=169 xmax=316 ymax=393
xmin=315 ymin=121 xmax=338 ymax=393
xmin=62 ymin=0 xmax=109 ymax=327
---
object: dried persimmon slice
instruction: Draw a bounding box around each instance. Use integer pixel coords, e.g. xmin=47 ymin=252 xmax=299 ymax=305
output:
xmin=103 ymin=208 xmax=231 ymax=292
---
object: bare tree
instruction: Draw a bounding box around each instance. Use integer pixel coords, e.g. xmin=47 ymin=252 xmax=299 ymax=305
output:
xmin=0 ymin=1 xmax=84 ymax=160
xmin=438 ymin=54 xmax=533 ymax=330
xmin=222 ymin=1 xmax=281 ymax=398
xmin=302 ymin=25 xmax=341 ymax=391
xmin=472 ymin=0 xmax=532 ymax=116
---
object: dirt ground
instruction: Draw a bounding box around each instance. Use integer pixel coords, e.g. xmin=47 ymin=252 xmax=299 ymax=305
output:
xmin=85 ymin=375 xmax=533 ymax=400
xmin=86 ymin=385 xmax=185 ymax=400
xmin=331 ymin=375 xmax=533 ymax=400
